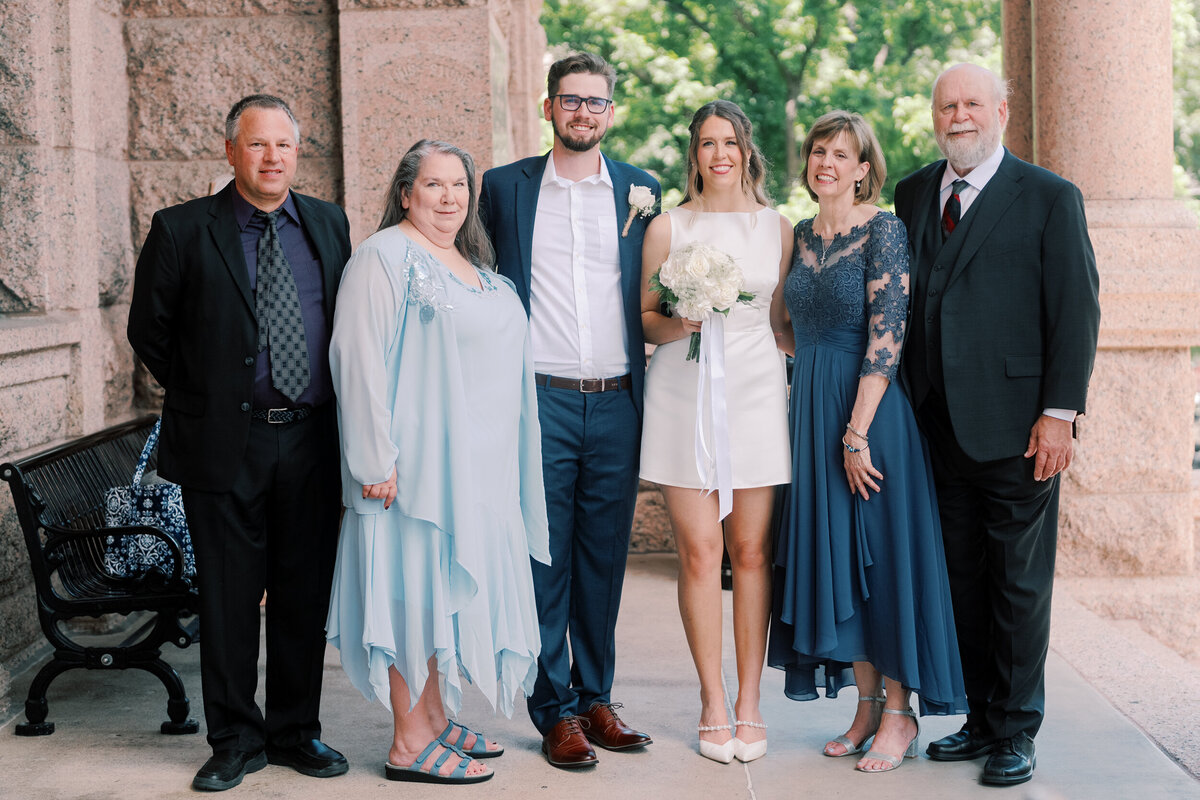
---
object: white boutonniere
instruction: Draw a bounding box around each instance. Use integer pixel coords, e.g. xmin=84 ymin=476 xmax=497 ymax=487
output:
xmin=621 ymin=184 xmax=657 ymax=237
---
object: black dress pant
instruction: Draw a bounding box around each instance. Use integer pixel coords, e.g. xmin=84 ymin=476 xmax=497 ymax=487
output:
xmin=917 ymin=394 xmax=1058 ymax=741
xmin=182 ymin=406 xmax=340 ymax=754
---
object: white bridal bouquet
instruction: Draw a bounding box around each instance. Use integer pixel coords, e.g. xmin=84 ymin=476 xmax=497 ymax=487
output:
xmin=650 ymin=242 xmax=754 ymax=360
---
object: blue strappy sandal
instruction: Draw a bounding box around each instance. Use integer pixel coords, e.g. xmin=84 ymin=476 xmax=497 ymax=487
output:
xmin=385 ymin=740 xmax=493 ymax=784
xmin=437 ymin=720 xmax=504 ymax=758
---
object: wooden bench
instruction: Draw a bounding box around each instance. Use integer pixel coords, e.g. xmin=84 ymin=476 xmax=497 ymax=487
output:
xmin=1 ymin=414 xmax=200 ymax=736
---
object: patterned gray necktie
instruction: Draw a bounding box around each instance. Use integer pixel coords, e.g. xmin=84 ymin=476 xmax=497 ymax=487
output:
xmin=254 ymin=209 xmax=310 ymax=402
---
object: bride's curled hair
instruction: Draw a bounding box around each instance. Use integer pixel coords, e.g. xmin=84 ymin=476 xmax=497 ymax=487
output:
xmin=683 ymin=100 xmax=772 ymax=209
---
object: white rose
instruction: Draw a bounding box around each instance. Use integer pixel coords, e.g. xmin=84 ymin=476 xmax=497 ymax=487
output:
xmin=628 ymin=185 xmax=655 ymax=212
xmin=684 ymin=256 xmax=709 ymax=280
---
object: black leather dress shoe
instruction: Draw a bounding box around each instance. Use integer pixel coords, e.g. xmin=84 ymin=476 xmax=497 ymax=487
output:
xmin=982 ymin=732 xmax=1035 ymax=786
xmin=926 ymin=725 xmax=996 ymax=762
xmin=266 ymin=739 xmax=349 ymax=778
xmin=193 ymin=750 xmax=268 ymax=791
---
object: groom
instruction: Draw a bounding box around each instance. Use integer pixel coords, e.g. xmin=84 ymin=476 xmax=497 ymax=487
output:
xmin=479 ymin=51 xmax=660 ymax=768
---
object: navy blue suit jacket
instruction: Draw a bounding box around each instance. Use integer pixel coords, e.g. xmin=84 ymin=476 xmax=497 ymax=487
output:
xmin=478 ymin=152 xmax=661 ymax=417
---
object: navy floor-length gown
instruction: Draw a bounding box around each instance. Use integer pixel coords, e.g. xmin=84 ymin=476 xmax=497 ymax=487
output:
xmin=768 ymin=210 xmax=967 ymax=716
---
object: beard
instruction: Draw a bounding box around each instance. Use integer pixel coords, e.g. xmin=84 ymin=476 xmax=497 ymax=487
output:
xmin=553 ymin=115 xmax=607 ymax=152
xmin=936 ymin=123 xmax=1002 ymax=174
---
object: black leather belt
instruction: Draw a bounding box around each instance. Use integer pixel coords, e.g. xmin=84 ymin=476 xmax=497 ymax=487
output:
xmin=251 ymin=407 xmax=312 ymax=424
xmin=535 ymin=373 xmax=632 ymax=393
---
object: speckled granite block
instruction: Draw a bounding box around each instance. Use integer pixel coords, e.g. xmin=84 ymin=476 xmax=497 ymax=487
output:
xmin=1067 ymin=349 xmax=1194 ymax=494
xmin=0 ymin=0 xmax=49 ymax=147
xmin=124 ymin=0 xmax=336 ymax=17
xmin=126 ymin=16 xmax=340 ymax=161
xmin=0 ymin=150 xmax=45 ymax=313
xmin=338 ymin=5 xmax=494 ymax=241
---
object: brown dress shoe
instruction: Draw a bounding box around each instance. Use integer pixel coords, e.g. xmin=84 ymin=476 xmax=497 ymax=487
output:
xmin=580 ymin=702 xmax=653 ymax=751
xmin=542 ymin=716 xmax=598 ymax=768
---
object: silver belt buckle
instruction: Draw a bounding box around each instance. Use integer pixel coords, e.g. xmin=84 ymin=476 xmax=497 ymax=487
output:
xmin=578 ymin=378 xmax=602 ymax=393
xmin=266 ymin=408 xmax=289 ymax=424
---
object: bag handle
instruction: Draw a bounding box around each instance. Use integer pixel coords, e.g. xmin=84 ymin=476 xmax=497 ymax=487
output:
xmin=132 ymin=418 xmax=161 ymax=484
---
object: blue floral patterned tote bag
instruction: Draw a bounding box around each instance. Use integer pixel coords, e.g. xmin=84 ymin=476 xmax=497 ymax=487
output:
xmin=102 ymin=419 xmax=196 ymax=578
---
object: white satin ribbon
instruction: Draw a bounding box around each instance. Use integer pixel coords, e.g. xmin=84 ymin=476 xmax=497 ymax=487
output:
xmin=694 ymin=314 xmax=733 ymax=521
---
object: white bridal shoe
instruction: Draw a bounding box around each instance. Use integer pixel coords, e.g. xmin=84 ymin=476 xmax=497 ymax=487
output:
xmin=698 ymin=723 xmax=736 ymax=763
xmin=733 ymin=720 xmax=768 ymax=762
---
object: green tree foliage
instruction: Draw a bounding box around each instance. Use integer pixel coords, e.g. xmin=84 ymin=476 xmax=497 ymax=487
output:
xmin=541 ymin=0 xmax=1001 ymax=207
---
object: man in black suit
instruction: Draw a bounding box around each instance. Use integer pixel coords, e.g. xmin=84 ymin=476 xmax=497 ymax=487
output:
xmin=128 ymin=95 xmax=351 ymax=792
xmin=895 ymin=64 xmax=1100 ymax=787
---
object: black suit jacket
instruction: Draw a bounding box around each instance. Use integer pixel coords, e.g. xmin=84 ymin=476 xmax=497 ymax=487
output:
xmin=894 ymin=149 xmax=1100 ymax=462
xmin=478 ymin=152 xmax=661 ymax=418
xmin=128 ymin=183 xmax=351 ymax=491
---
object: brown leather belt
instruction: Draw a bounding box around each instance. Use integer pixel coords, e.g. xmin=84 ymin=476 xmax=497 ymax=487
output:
xmin=535 ymin=373 xmax=632 ymax=393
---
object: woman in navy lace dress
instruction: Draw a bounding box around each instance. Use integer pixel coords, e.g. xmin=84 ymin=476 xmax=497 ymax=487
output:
xmin=768 ymin=111 xmax=966 ymax=774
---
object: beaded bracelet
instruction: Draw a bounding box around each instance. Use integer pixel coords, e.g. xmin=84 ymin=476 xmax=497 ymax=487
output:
xmin=842 ymin=437 xmax=869 ymax=454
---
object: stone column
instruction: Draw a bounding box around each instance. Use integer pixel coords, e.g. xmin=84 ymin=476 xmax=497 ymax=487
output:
xmin=1001 ymin=0 xmax=1034 ymax=162
xmin=1026 ymin=0 xmax=1200 ymax=575
xmin=337 ymin=0 xmax=543 ymax=244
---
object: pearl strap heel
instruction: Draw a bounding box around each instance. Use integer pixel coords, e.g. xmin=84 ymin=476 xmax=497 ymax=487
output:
xmin=733 ymin=720 xmax=768 ymax=763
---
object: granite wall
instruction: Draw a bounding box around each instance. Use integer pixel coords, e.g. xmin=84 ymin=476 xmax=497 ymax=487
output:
xmin=0 ymin=0 xmax=544 ymax=697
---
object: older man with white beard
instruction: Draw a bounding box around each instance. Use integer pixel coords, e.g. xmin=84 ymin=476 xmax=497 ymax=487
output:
xmin=894 ymin=63 xmax=1100 ymax=787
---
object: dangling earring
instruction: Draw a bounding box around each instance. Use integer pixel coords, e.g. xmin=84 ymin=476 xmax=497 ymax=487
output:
xmin=855 ymin=179 xmax=861 ymax=191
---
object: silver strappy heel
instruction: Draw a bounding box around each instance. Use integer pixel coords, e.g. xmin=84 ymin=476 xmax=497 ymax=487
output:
xmin=855 ymin=708 xmax=919 ymax=773
xmin=824 ymin=695 xmax=885 ymax=757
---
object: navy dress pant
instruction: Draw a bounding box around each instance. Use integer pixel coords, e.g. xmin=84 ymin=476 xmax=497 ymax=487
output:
xmin=527 ymin=384 xmax=641 ymax=735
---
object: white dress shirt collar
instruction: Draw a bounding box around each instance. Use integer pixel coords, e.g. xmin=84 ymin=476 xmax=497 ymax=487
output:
xmin=940 ymin=144 xmax=1005 ymax=216
xmin=543 ymin=151 xmax=614 ymax=189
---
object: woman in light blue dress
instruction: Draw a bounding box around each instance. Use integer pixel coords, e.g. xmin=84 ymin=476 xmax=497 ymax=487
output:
xmin=327 ymin=140 xmax=549 ymax=785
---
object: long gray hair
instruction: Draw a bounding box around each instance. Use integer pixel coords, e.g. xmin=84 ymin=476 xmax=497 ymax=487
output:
xmin=378 ymin=140 xmax=495 ymax=269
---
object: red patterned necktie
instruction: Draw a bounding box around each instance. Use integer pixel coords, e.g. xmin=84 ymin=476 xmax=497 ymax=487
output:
xmin=940 ymin=179 xmax=970 ymax=240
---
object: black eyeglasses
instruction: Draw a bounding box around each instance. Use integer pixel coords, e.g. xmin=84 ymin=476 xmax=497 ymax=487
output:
xmin=550 ymin=94 xmax=613 ymax=113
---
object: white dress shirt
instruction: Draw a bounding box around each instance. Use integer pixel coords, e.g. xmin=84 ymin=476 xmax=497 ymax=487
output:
xmin=940 ymin=145 xmax=1074 ymax=424
xmin=529 ymin=154 xmax=629 ymax=379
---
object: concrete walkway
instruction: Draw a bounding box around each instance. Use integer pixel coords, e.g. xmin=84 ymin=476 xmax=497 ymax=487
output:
xmin=2 ymin=554 xmax=1198 ymax=799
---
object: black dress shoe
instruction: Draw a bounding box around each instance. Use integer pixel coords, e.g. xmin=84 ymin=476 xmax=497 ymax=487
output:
xmin=266 ymin=739 xmax=349 ymax=778
xmin=193 ymin=750 xmax=268 ymax=791
xmin=926 ymin=725 xmax=996 ymax=762
xmin=982 ymin=733 xmax=1035 ymax=786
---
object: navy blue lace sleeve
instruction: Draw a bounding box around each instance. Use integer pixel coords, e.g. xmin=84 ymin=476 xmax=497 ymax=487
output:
xmin=858 ymin=213 xmax=910 ymax=381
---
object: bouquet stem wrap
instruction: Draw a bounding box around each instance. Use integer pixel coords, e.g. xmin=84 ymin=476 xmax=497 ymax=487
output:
xmin=695 ymin=314 xmax=733 ymax=521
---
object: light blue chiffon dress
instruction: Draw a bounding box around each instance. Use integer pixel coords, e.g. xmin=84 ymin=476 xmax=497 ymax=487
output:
xmin=768 ymin=211 xmax=967 ymax=717
xmin=326 ymin=227 xmax=550 ymax=718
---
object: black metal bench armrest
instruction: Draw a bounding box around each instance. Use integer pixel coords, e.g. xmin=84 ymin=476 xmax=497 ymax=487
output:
xmin=40 ymin=523 xmax=191 ymax=601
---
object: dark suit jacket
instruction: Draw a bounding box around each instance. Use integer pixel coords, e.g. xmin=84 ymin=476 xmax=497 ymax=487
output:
xmin=895 ymin=149 xmax=1100 ymax=463
xmin=478 ymin=152 xmax=661 ymax=417
xmin=127 ymin=183 xmax=351 ymax=491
